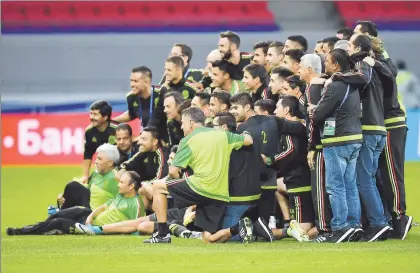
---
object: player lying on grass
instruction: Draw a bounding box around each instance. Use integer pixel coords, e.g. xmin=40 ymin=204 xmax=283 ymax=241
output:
xmin=56 ymin=143 xmax=121 ymax=211
xmin=76 ymin=205 xmax=201 ymax=239
xmin=7 ymin=170 xmax=144 ymax=235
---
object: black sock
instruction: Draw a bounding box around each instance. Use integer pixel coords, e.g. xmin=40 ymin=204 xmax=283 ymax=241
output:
xmin=282 ymin=227 xmax=289 ymax=238
xmin=284 ymin=219 xmax=291 ymax=229
xmin=230 ymin=224 xmax=239 ymax=235
xmin=158 ymin=222 xmax=170 ymax=237
xmin=99 ymin=226 xmax=103 ymax=231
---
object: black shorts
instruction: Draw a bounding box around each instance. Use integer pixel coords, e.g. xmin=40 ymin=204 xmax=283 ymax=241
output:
xmin=148 ymin=207 xmax=188 ymax=224
xmin=288 ymin=190 xmax=314 ymax=224
xmin=166 ymin=178 xmax=226 ymax=234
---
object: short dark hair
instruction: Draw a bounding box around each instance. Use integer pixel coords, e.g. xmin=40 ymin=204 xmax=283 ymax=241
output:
xmin=164 ymin=91 xmax=184 ymax=105
xmin=286 ymin=75 xmax=306 ymax=94
xmin=181 ymin=107 xmax=206 ymax=124
xmin=255 ymin=99 xmax=276 ymax=115
xmin=211 ymin=91 xmax=231 ymax=109
xmin=316 ymin=40 xmax=323 ymax=44
xmin=194 ymin=92 xmax=211 ymax=106
xmin=170 ymin=145 xmax=179 ymax=154
xmin=271 ymin=67 xmax=294 ymax=79
xmin=125 ymin=171 xmax=142 ymax=191
xmin=90 ymin=100 xmax=112 ymax=121
xmin=178 ymin=99 xmax=192 ymax=114
xmin=323 ymin=37 xmax=340 ymax=51
xmin=173 ymin=43 xmax=193 ymax=64
xmin=329 ymin=49 xmax=351 ymax=72
xmin=214 ymin=112 xmax=237 ymax=132
xmin=166 ymin=56 xmax=185 ymax=69
xmin=132 ymin=66 xmax=152 ymax=80
xmin=280 ymin=96 xmax=300 ymax=118
xmin=243 ymin=64 xmax=267 ymax=83
xmin=253 ymin=41 xmax=273 ymax=55
xmin=268 ymin=41 xmax=285 ymax=55
xmin=396 ymin=60 xmax=406 ymax=70
xmin=220 ymin=30 xmax=241 ymax=48
xmin=116 ymin=123 xmax=133 ymax=136
xmin=287 ymin=35 xmax=308 ymax=52
xmin=336 ymin=27 xmax=353 ymax=40
xmin=212 ymin=60 xmax=233 ymax=77
xmin=284 ymin=49 xmax=305 ymax=63
xmin=230 ymin=92 xmax=254 ymax=109
xmin=352 ymin=34 xmax=372 ymax=53
xmin=143 ymin=126 xmax=160 ymax=141
xmin=356 ymin=20 xmax=378 ymax=37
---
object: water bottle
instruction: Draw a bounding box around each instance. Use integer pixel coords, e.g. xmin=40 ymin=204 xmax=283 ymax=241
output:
xmin=48 ymin=205 xmax=59 ymax=216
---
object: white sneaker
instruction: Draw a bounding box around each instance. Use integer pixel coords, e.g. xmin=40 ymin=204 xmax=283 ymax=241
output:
xmin=288 ymin=220 xmax=309 ymax=242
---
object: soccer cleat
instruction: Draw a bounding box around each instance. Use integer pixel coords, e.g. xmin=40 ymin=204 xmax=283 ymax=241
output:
xmin=179 ymin=230 xmax=202 ymax=240
xmin=288 ymin=220 xmax=310 ymax=242
xmin=253 ymin=217 xmax=275 ymax=242
xmin=143 ymin=232 xmax=171 ymax=244
xmin=311 ymin=232 xmax=332 ymax=243
xmin=393 ymin=215 xmax=413 ymax=240
xmin=238 ymin=217 xmax=254 ymax=244
xmin=74 ymin=223 xmax=103 ymax=235
xmin=348 ymin=228 xmax=364 ymax=242
xmin=359 ymin=226 xmax=391 ymax=242
xmin=6 ymin=228 xmax=19 ymax=236
xmin=328 ymin=227 xmax=355 ymax=243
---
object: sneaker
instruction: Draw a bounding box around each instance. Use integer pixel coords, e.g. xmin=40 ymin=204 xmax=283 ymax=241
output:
xmin=179 ymin=230 xmax=202 ymax=240
xmin=348 ymin=228 xmax=364 ymax=242
xmin=393 ymin=215 xmax=413 ymax=240
xmin=311 ymin=232 xmax=332 ymax=243
xmin=253 ymin=217 xmax=275 ymax=242
xmin=238 ymin=217 xmax=254 ymax=244
xmin=6 ymin=227 xmax=18 ymax=236
xmin=74 ymin=223 xmax=102 ymax=235
xmin=359 ymin=226 xmax=391 ymax=242
xmin=143 ymin=232 xmax=171 ymax=244
xmin=329 ymin=227 xmax=355 ymax=243
xmin=288 ymin=220 xmax=310 ymax=242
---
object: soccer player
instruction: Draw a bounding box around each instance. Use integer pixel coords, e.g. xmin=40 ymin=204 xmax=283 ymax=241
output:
xmin=266 ymin=42 xmax=285 ymax=71
xmin=314 ymin=40 xmax=324 ymax=54
xmin=322 ymin=37 xmax=340 ymax=54
xmin=113 ymin=66 xmax=160 ymax=132
xmin=254 ymin=99 xmax=276 ymax=115
xmin=263 ymin=96 xmax=316 ymax=241
xmin=299 ymin=54 xmax=332 ymax=241
xmin=163 ymin=92 xmax=188 ymax=147
xmin=144 ymin=107 xmax=254 ymax=243
xmin=252 ymin=41 xmax=272 ymax=72
xmin=58 ymin=144 xmax=120 ymax=211
xmin=283 ymin=35 xmax=308 ymax=53
xmin=151 ymin=56 xmax=197 ymax=142
xmin=191 ymin=92 xmax=212 ymax=125
xmin=282 ymin=75 xmax=307 ymax=117
xmin=282 ymin=49 xmax=305 ymax=76
xmin=199 ymin=49 xmax=223 ymax=92
xmin=309 ymin=49 xmax=363 ymax=243
xmin=8 ymin=166 xmax=142 ymax=236
xmin=211 ymin=60 xmax=245 ymax=95
xmin=115 ymin=123 xmax=139 ymax=165
xmin=218 ymin=30 xmax=252 ymax=80
xmin=82 ymin=101 xmax=118 ymax=184
xmin=209 ymin=91 xmax=231 ymax=118
xmin=242 ymin=64 xmax=269 ymax=102
xmin=336 ymin=27 xmax=353 ymax=40
xmin=269 ymin=67 xmax=294 ymax=97
xmin=159 ymin=44 xmax=203 ymax=84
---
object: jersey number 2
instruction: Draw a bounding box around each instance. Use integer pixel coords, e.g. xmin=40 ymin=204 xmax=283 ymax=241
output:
xmin=261 ymin=131 xmax=268 ymax=144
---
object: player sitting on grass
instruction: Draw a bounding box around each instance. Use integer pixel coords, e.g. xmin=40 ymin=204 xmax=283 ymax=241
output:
xmin=76 ymin=205 xmax=202 ymax=239
xmin=56 ymin=143 xmax=121 ymax=212
xmin=7 ymin=170 xmax=144 ymax=235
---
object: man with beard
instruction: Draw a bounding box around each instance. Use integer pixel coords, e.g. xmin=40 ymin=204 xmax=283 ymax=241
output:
xmin=115 ymin=123 xmax=139 ymax=165
xmin=211 ymin=60 xmax=245 ymax=95
xmin=242 ymin=64 xmax=269 ymax=101
xmin=282 ymin=75 xmax=307 ymax=117
xmin=252 ymin=41 xmax=272 ymax=73
xmin=82 ymin=101 xmax=118 ymax=184
xmin=151 ymin=56 xmax=197 ymax=143
xmin=269 ymin=67 xmax=294 ymax=98
xmin=282 ymin=49 xmax=305 ymax=76
xmin=114 ymin=67 xmax=160 ymax=133
xmin=218 ymin=31 xmax=252 ymax=80
xmin=164 ymin=92 xmax=189 ymax=148
xmin=334 ymin=34 xmax=391 ymax=242
xmin=209 ymin=91 xmax=231 ymax=118
xmin=159 ymin=44 xmax=203 ymax=84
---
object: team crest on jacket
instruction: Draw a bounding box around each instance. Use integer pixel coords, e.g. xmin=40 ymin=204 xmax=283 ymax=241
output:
xmin=108 ymin=135 xmax=116 ymax=144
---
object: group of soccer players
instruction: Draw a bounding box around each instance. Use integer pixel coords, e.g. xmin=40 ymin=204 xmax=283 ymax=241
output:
xmin=7 ymin=20 xmax=413 ymax=244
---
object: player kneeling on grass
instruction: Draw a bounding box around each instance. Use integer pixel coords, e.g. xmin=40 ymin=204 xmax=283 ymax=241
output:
xmin=56 ymin=143 xmax=121 ymax=212
xmin=77 ymin=205 xmax=201 ymax=239
xmin=7 ymin=171 xmax=144 ymax=235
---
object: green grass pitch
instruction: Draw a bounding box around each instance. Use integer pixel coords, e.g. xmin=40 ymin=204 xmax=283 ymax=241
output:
xmin=2 ymin=163 xmax=420 ymax=273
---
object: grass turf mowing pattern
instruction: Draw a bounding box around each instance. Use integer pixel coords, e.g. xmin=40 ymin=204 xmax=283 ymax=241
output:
xmin=2 ymin=163 xmax=420 ymax=273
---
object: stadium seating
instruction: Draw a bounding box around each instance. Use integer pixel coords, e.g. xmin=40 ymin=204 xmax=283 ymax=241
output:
xmin=336 ymin=1 xmax=420 ymax=31
xmin=1 ymin=1 xmax=279 ymax=33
